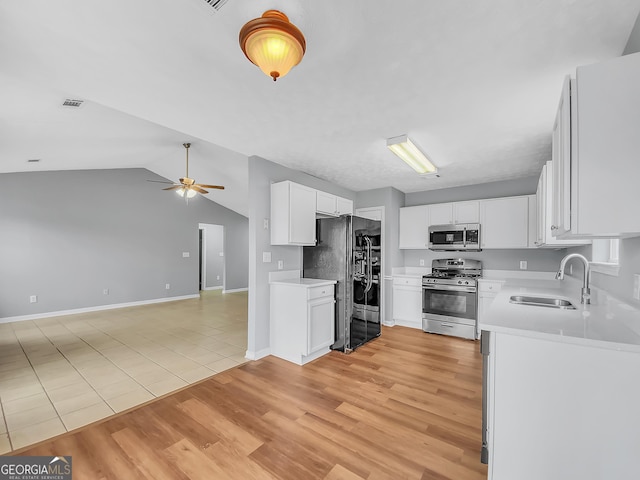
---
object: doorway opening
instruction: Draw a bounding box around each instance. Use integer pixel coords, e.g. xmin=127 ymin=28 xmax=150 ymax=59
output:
xmin=198 ymin=223 xmax=225 ymax=292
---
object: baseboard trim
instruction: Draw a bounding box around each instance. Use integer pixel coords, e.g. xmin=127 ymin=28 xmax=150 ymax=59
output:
xmin=223 ymin=287 xmax=248 ymax=294
xmin=202 ymin=286 xmax=223 ymax=291
xmin=245 ymin=348 xmax=271 ymax=361
xmin=0 ymin=294 xmax=201 ymax=324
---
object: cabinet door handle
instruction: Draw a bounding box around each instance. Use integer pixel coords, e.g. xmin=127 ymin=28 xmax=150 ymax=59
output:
xmin=551 ymin=225 xmax=558 ymax=230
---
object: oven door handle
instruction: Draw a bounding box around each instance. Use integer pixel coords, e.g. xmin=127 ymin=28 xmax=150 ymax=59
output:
xmin=422 ymin=284 xmax=477 ymax=293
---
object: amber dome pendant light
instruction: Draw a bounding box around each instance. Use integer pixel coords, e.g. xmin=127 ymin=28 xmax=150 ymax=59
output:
xmin=239 ymin=10 xmax=306 ymax=81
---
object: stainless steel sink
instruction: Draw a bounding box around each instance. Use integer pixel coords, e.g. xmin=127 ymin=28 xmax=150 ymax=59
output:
xmin=509 ymin=295 xmax=576 ymax=310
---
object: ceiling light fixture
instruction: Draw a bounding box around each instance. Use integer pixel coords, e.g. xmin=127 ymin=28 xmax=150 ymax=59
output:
xmin=387 ymin=135 xmax=439 ymax=176
xmin=239 ymin=10 xmax=306 ymax=81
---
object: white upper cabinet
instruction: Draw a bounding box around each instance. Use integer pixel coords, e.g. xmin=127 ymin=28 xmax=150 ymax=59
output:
xmin=454 ymin=201 xmax=480 ymax=224
xmin=552 ymin=53 xmax=640 ymax=237
xmin=400 ymin=196 xmax=531 ymax=250
xmin=336 ymin=196 xmax=354 ymax=215
xmin=429 ymin=203 xmax=454 ymax=225
xmin=398 ymin=205 xmax=429 ymax=249
xmin=537 ymin=162 xmax=590 ymax=248
xmin=428 ymin=201 xmax=480 ymax=226
xmin=480 ymin=196 xmax=530 ymax=249
xmin=316 ymin=191 xmax=353 ymax=217
xmin=271 ymin=181 xmax=317 ymax=246
xmin=316 ymin=191 xmax=338 ymax=216
xmin=271 ymin=181 xmax=354 ymax=245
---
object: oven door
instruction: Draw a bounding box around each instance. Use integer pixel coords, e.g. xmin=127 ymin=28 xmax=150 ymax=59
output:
xmin=422 ymin=284 xmax=477 ymax=321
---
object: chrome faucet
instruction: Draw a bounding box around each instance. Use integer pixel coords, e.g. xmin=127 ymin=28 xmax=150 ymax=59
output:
xmin=556 ymin=253 xmax=591 ymax=304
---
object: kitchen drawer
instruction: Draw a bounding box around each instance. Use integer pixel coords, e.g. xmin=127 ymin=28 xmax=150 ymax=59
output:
xmin=392 ymin=276 xmax=422 ymax=287
xmin=478 ymin=280 xmax=504 ymax=294
xmin=307 ymin=284 xmax=334 ymax=301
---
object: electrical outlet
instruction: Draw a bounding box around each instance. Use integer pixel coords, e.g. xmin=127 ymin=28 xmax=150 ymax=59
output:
xmin=182 ymin=252 xmax=190 ymax=258
xmin=29 ymin=295 xmax=37 ymax=304
xmin=216 ymin=275 xmax=220 ymax=280
xmin=103 ymin=288 xmax=109 ymax=295
xmin=263 ymin=218 xmax=269 ymax=230
xmin=634 ymin=274 xmax=640 ymax=300
xmin=277 ymin=260 xmax=284 ymax=270
xmin=165 ymin=283 xmax=170 ymax=290
xmin=519 ymin=261 xmax=527 ymax=270
xmin=219 ymin=252 xmax=224 ymax=257
xmin=262 ymin=251 xmax=272 ymax=263
xmin=419 ymin=259 xmax=425 ymax=266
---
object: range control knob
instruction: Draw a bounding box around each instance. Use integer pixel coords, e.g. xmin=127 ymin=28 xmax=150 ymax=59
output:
xmin=465 ymin=281 xmax=469 ymax=285
xmin=457 ymin=280 xmax=462 ymax=285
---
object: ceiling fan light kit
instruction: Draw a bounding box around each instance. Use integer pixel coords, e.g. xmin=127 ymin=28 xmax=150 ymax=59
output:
xmin=239 ymin=10 xmax=306 ymax=81
xmin=155 ymin=143 xmax=225 ymax=201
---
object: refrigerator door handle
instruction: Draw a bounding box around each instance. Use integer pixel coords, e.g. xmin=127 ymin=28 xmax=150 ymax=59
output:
xmin=363 ymin=236 xmax=373 ymax=294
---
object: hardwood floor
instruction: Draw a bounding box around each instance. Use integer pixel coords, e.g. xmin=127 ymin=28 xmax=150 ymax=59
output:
xmin=15 ymin=326 xmax=487 ymax=480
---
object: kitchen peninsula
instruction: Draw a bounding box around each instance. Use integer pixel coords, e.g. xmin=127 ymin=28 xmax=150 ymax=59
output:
xmin=479 ymin=278 xmax=640 ymax=480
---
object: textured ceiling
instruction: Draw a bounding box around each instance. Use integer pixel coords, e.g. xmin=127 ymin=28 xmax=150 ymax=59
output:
xmin=1 ymin=0 xmax=638 ymax=216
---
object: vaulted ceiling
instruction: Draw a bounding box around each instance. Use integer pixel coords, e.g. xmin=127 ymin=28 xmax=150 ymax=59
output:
xmin=1 ymin=1 xmax=638 ymax=216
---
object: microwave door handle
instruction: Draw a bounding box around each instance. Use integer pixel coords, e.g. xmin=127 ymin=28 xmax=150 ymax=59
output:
xmin=463 ymin=227 xmax=467 ymax=248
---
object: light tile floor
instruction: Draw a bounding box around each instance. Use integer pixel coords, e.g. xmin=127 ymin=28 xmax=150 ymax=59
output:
xmin=0 ymin=290 xmax=248 ymax=452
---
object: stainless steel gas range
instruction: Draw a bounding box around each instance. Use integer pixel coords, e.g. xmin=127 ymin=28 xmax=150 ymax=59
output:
xmin=421 ymin=258 xmax=482 ymax=340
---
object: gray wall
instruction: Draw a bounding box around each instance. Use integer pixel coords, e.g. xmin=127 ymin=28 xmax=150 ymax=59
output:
xmin=404 ymin=249 xmax=566 ymax=272
xmin=566 ymin=237 xmax=640 ymax=306
xmin=247 ymin=155 xmax=356 ymax=357
xmin=623 ymin=11 xmax=640 ymax=55
xmin=0 ymin=168 xmax=248 ymax=319
xmin=405 ymin=176 xmax=539 ymax=206
xmin=201 ymin=224 xmax=224 ymax=289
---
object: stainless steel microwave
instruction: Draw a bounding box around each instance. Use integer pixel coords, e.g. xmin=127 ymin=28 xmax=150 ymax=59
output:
xmin=428 ymin=223 xmax=481 ymax=251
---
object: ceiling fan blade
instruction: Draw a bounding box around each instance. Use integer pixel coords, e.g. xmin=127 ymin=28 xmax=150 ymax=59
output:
xmin=196 ymin=184 xmax=225 ymax=190
xmin=163 ymin=185 xmax=183 ymax=191
xmin=191 ymin=186 xmax=209 ymax=194
xmin=147 ymin=180 xmax=175 ymax=185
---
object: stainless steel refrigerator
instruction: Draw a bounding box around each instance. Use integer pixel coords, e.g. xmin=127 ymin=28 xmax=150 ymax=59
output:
xmin=303 ymin=215 xmax=382 ymax=352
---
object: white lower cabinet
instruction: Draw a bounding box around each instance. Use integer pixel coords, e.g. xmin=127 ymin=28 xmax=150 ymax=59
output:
xmin=485 ymin=331 xmax=640 ymax=480
xmin=477 ymin=280 xmax=503 ymax=338
xmin=270 ymin=280 xmax=336 ymax=365
xmin=392 ymin=276 xmax=422 ymax=329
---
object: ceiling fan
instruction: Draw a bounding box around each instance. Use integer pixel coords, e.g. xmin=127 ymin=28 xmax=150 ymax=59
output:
xmin=150 ymin=143 xmax=224 ymax=199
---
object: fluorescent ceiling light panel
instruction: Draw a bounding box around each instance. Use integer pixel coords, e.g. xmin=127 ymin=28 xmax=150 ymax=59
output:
xmin=387 ymin=135 xmax=437 ymax=175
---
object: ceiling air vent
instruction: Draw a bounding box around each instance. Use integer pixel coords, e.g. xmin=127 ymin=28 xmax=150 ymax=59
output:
xmin=62 ymin=99 xmax=84 ymax=108
xmin=203 ymin=0 xmax=228 ymax=12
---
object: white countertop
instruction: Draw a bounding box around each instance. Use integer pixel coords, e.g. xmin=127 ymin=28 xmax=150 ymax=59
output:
xmin=391 ymin=267 xmax=430 ymax=277
xmin=479 ymin=277 xmax=640 ymax=353
xmin=269 ymin=277 xmax=337 ymax=287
